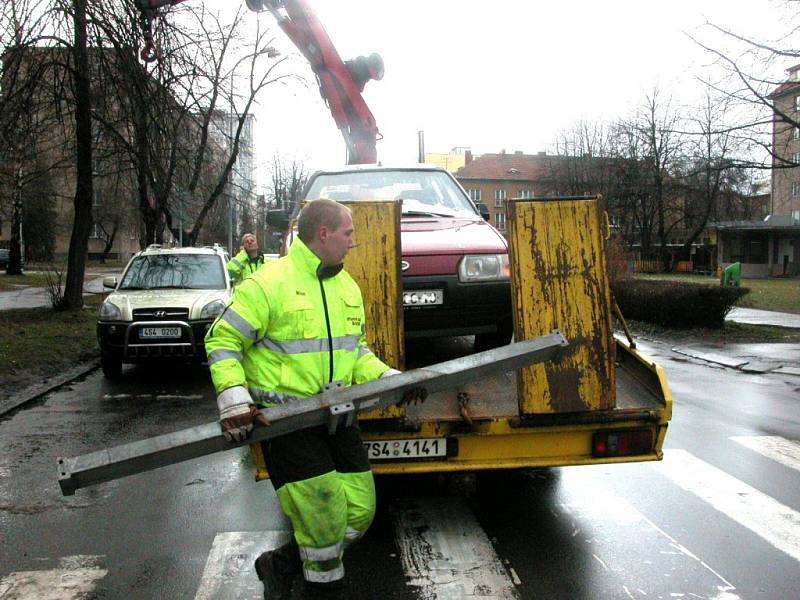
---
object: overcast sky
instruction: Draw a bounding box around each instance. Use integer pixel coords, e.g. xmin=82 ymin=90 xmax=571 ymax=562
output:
xmin=202 ymin=0 xmax=791 ymax=188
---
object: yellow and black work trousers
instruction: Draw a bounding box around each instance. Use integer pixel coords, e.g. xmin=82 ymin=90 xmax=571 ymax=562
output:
xmin=262 ymin=423 xmax=375 ymax=590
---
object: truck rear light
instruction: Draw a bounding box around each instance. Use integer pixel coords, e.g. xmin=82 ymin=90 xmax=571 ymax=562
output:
xmin=592 ymin=429 xmax=653 ymax=458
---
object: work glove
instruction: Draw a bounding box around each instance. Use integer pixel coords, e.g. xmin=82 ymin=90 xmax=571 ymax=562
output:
xmin=380 ymin=369 xmax=429 ymax=406
xmin=216 ymin=385 xmax=270 ymax=443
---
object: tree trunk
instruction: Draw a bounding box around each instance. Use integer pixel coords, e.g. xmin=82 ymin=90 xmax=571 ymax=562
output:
xmin=61 ymin=0 xmax=93 ymax=310
xmin=6 ymin=183 xmax=24 ymax=275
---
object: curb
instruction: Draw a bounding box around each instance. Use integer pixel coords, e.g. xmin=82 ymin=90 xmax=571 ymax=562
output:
xmin=0 ymin=359 xmax=100 ymax=418
xmin=671 ymin=347 xmax=749 ymax=369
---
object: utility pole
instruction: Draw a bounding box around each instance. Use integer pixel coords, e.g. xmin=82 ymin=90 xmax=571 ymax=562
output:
xmin=228 ymin=73 xmax=236 ymax=256
xmin=178 ymin=191 xmax=183 ymax=247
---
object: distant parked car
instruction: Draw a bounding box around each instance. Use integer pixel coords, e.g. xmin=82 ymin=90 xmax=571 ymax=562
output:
xmin=0 ymin=249 xmax=9 ymax=269
xmin=96 ymin=244 xmax=231 ymax=378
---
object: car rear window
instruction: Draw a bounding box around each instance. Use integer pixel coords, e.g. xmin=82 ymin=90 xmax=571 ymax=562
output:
xmin=119 ymin=254 xmax=226 ymax=290
xmin=305 ymin=170 xmax=478 ymax=218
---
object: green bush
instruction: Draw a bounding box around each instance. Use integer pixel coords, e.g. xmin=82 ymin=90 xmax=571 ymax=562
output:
xmin=612 ymin=280 xmax=749 ymax=329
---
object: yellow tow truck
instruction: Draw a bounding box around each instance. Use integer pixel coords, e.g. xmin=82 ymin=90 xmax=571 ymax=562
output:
xmin=250 ymin=194 xmax=671 ymax=480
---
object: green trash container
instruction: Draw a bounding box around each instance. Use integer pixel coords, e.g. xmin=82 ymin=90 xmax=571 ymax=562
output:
xmin=721 ymin=262 xmax=741 ymax=286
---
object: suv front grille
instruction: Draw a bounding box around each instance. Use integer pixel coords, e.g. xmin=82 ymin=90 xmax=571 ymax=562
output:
xmin=132 ymin=308 xmax=190 ymax=321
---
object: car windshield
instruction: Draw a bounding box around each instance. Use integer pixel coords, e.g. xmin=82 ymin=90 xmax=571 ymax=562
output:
xmin=305 ymin=170 xmax=478 ymax=218
xmin=119 ymin=254 xmax=226 ymax=290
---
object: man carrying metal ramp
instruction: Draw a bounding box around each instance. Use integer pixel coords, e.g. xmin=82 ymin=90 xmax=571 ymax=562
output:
xmin=206 ymin=199 xmax=418 ymax=599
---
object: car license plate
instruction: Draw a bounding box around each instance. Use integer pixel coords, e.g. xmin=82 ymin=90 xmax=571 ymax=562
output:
xmin=140 ymin=327 xmax=181 ymax=339
xmin=364 ymin=438 xmax=446 ymax=460
xmin=403 ymin=289 xmax=443 ymax=306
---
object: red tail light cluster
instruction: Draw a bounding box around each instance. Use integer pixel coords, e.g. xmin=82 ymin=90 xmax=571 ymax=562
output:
xmin=592 ymin=429 xmax=653 ymax=458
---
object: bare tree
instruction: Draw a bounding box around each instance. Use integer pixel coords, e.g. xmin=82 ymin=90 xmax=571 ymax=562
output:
xmin=689 ymin=3 xmax=800 ymax=169
xmin=678 ymin=87 xmax=746 ymax=254
xmin=0 ymin=0 xmax=63 ymax=275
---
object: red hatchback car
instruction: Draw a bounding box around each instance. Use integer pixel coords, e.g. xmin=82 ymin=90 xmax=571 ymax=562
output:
xmin=273 ymin=165 xmax=512 ymax=350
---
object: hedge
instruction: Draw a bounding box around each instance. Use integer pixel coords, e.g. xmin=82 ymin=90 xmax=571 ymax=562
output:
xmin=611 ymin=279 xmax=749 ymax=329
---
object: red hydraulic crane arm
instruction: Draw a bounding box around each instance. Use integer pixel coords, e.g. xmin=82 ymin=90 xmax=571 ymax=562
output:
xmin=135 ymin=0 xmax=383 ymax=164
xmin=259 ymin=0 xmax=382 ymax=164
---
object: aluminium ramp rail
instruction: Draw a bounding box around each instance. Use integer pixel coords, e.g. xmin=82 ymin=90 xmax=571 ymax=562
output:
xmin=58 ymin=331 xmax=568 ymax=496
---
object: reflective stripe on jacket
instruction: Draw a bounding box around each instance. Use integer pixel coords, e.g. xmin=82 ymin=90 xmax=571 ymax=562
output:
xmin=206 ymin=237 xmax=389 ymax=401
xmin=226 ymin=249 xmax=266 ymax=282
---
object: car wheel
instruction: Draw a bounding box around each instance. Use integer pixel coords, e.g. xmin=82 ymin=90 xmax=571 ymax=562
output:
xmin=101 ymin=350 xmax=123 ymax=379
xmin=474 ymin=319 xmax=513 ymax=352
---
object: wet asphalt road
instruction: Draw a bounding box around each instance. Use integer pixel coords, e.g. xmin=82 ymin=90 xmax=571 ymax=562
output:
xmin=1 ymin=339 xmax=800 ymax=599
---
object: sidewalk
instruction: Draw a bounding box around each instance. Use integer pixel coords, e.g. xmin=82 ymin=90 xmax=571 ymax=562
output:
xmin=671 ymin=342 xmax=800 ymax=375
xmin=0 ymin=267 xmax=119 ymax=310
xmin=727 ymin=307 xmax=800 ymax=329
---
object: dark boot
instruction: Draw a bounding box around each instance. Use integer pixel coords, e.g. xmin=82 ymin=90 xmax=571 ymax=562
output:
xmin=255 ymin=541 xmax=301 ymax=600
xmin=302 ymin=578 xmax=348 ymax=599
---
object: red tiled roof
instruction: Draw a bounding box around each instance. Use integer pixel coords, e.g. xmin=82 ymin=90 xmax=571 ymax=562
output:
xmin=455 ymin=153 xmax=556 ymax=180
xmin=768 ymin=79 xmax=800 ymax=99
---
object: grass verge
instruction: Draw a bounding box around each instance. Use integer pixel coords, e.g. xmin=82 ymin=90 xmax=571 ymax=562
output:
xmin=623 ymin=319 xmax=800 ymax=344
xmin=635 ymin=273 xmax=799 ymax=313
xmin=0 ymin=272 xmax=53 ymax=290
xmin=0 ymin=295 xmax=101 ymax=399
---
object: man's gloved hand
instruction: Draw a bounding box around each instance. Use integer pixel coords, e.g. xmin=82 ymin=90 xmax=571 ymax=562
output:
xmin=380 ymin=369 xmax=429 ymax=406
xmin=216 ymin=385 xmax=270 ymax=443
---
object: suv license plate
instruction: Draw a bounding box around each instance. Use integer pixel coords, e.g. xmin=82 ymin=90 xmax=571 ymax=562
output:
xmin=403 ymin=289 xmax=443 ymax=306
xmin=364 ymin=438 xmax=446 ymax=461
xmin=140 ymin=327 xmax=181 ymax=338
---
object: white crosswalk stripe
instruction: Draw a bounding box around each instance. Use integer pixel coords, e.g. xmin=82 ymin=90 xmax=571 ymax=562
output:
xmin=730 ymin=435 xmax=800 ymax=471
xmin=194 ymin=531 xmax=291 ymax=600
xmin=654 ymin=448 xmax=800 ymax=562
xmin=557 ymin=467 xmax=741 ymax=600
xmin=0 ymin=555 xmax=106 ymax=600
xmin=390 ymin=496 xmax=520 ymax=599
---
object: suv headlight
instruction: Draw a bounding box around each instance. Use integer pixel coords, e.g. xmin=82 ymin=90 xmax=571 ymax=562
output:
xmin=99 ymin=301 xmax=122 ymax=320
xmin=458 ymin=254 xmax=510 ymax=282
xmin=201 ymin=299 xmax=226 ymax=319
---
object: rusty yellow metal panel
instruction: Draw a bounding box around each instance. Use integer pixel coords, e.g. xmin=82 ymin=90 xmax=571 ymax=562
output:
xmin=341 ymin=200 xmax=405 ymax=419
xmin=507 ymin=196 xmax=615 ymax=413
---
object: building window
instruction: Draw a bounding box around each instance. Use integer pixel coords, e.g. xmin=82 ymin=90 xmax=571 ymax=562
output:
xmin=93 ymin=189 xmax=102 ymax=207
xmin=517 ymin=189 xmax=534 ymax=199
xmin=494 ymin=189 xmax=507 ymax=207
xmin=494 ymin=212 xmax=506 ymax=231
xmin=794 ymin=152 xmax=800 ymax=165
xmin=792 ymin=182 xmax=800 ymax=197
xmin=794 ymin=127 xmax=800 ymax=140
xmin=467 ymin=189 xmax=481 ymax=202
xmin=90 ymin=222 xmax=101 ymax=238
xmin=796 ymin=96 xmax=800 ymax=111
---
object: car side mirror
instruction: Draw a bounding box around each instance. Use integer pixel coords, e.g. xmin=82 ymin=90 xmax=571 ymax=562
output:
xmin=266 ymin=209 xmax=290 ymax=230
xmin=476 ymin=202 xmax=490 ymax=222
xmin=103 ymin=277 xmax=117 ymax=289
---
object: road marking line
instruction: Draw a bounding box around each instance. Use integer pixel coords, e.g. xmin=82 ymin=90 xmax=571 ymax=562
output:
xmin=0 ymin=555 xmax=105 ymax=600
xmin=194 ymin=531 xmax=291 ymax=600
xmin=390 ymin=496 xmax=519 ymax=599
xmin=559 ymin=470 xmax=739 ymax=599
xmin=655 ymin=448 xmax=800 ymax=563
xmin=730 ymin=435 xmax=800 ymax=472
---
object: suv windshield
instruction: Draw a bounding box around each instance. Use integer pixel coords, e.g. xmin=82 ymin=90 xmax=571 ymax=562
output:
xmin=119 ymin=254 xmax=225 ymax=290
xmin=305 ymin=170 xmax=478 ymax=218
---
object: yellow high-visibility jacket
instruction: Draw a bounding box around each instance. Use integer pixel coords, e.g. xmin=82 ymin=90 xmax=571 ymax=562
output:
xmin=206 ymin=237 xmax=389 ymax=404
xmin=226 ymin=249 xmax=267 ymax=283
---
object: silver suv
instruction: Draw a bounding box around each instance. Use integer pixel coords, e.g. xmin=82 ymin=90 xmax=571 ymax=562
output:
xmin=96 ymin=244 xmax=231 ymax=378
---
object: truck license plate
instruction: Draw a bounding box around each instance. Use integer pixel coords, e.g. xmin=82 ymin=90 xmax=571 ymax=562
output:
xmin=140 ymin=327 xmax=181 ymax=338
xmin=364 ymin=438 xmax=446 ymax=460
xmin=403 ymin=289 xmax=443 ymax=306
